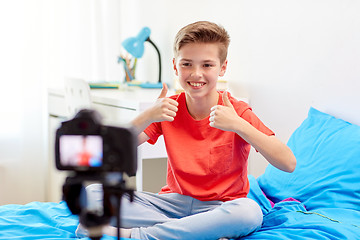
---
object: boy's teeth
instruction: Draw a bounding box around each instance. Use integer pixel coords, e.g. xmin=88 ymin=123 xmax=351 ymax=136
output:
xmin=190 ymin=82 xmax=204 ymax=87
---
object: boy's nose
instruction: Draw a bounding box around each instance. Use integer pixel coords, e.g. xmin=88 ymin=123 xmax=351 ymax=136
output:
xmin=191 ymin=66 xmax=202 ymax=78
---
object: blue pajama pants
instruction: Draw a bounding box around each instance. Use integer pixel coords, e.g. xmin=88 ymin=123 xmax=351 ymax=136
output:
xmin=82 ymin=184 xmax=263 ymax=240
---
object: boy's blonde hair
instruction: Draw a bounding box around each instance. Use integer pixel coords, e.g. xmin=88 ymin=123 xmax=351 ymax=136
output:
xmin=173 ymin=21 xmax=230 ymax=64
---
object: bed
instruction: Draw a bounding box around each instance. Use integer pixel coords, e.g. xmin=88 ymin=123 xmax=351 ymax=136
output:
xmin=1 ymin=107 xmax=359 ymax=239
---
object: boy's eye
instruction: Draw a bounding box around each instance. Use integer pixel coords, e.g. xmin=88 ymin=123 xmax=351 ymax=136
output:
xmin=182 ymin=63 xmax=191 ymax=67
xmin=203 ymin=64 xmax=212 ymax=67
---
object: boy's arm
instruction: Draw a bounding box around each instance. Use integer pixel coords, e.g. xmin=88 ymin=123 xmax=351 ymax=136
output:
xmin=130 ymin=83 xmax=178 ymax=145
xmin=209 ymin=91 xmax=296 ymax=173
xmin=137 ymin=132 xmax=151 ymax=146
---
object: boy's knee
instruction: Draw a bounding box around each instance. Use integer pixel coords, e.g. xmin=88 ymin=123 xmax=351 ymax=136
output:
xmin=85 ymin=183 xmax=103 ymax=193
xmin=221 ymin=198 xmax=263 ymax=231
xmin=243 ymin=200 xmax=263 ymax=230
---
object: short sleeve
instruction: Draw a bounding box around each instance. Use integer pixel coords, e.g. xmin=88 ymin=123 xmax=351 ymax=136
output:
xmin=144 ymin=122 xmax=163 ymax=145
xmin=241 ymin=108 xmax=275 ymax=136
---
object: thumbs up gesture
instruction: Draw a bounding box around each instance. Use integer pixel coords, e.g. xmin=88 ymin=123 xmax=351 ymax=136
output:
xmin=209 ymin=91 xmax=239 ymax=131
xmin=151 ymin=83 xmax=179 ymax=123
xmin=157 ymin=82 xmax=169 ymax=99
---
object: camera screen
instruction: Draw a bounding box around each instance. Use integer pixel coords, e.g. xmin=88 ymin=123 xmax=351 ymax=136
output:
xmin=59 ymin=135 xmax=103 ymax=168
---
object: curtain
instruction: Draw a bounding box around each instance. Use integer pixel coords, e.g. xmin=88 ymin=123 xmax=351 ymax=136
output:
xmin=62 ymin=0 xmax=123 ymax=83
xmin=0 ymin=0 xmax=123 ymax=204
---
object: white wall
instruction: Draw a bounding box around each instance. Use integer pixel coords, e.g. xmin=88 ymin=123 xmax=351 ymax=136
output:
xmin=1 ymin=0 xmax=359 ymax=204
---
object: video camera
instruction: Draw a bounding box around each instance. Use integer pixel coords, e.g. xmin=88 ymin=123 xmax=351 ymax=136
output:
xmin=55 ymin=109 xmax=137 ymax=240
xmin=55 ymin=109 xmax=137 ymax=174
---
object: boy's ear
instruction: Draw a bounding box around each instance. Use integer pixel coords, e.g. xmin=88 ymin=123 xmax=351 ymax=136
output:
xmin=219 ymin=59 xmax=228 ymax=77
xmin=172 ymin=58 xmax=178 ymax=76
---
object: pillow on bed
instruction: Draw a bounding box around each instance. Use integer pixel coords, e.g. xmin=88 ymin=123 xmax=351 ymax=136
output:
xmin=258 ymin=107 xmax=360 ymax=211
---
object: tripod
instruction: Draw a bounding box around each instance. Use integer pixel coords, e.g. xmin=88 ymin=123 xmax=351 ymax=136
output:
xmin=63 ymin=172 xmax=134 ymax=240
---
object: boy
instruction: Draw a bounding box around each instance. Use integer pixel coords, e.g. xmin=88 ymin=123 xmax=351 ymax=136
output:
xmin=80 ymin=21 xmax=296 ymax=239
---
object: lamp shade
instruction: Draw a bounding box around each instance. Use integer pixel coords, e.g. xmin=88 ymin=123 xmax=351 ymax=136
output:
xmin=121 ymin=26 xmax=162 ymax=88
xmin=122 ymin=27 xmax=151 ymax=58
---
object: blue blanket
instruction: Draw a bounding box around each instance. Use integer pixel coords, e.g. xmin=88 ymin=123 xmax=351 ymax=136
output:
xmin=0 ymin=201 xmax=128 ymax=240
xmin=1 ymin=176 xmax=359 ymax=240
xmin=242 ymin=175 xmax=360 ymax=239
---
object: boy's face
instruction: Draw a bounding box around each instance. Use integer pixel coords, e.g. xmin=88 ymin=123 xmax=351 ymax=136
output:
xmin=173 ymin=43 xmax=227 ymax=100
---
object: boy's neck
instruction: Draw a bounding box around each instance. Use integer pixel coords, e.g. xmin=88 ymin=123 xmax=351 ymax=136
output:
xmin=185 ymin=91 xmax=219 ymax=120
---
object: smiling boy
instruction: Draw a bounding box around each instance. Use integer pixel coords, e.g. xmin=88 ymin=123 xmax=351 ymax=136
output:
xmin=80 ymin=21 xmax=296 ymax=240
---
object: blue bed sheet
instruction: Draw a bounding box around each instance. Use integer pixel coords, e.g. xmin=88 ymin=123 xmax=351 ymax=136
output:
xmin=1 ymin=177 xmax=359 ymax=240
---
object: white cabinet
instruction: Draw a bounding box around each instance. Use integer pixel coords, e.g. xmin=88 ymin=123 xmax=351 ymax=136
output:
xmin=47 ymin=87 xmax=167 ymax=202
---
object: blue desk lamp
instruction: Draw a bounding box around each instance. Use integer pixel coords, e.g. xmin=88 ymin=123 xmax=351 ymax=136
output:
xmin=122 ymin=27 xmax=163 ymax=88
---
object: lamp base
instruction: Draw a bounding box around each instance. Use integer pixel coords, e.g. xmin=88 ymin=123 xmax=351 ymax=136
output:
xmin=140 ymin=82 xmax=163 ymax=89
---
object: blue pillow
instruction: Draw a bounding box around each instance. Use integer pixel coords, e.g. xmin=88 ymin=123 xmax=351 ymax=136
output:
xmin=258 ymin=107 xmax=360 ymax=211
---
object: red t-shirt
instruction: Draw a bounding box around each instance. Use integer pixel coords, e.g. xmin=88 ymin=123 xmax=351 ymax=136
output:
xmin=144 ymin=91 xmax=274 ymax=202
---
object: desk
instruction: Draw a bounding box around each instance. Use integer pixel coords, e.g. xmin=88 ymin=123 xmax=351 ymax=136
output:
xmin=47 ymin=87 xmax=167 ymax=202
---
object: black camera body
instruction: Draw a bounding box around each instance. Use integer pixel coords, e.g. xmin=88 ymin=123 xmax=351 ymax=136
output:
xmin=55 ymin=109 xmax=137 ymax=176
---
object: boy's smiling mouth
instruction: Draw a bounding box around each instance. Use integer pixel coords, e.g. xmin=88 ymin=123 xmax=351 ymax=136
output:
xmin=188 ymin=82 xmax=206 ymax=87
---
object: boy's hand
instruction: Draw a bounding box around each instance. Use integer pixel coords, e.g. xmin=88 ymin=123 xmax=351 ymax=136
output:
xmin=209 ymin=91 xmax=240 ymax=131
xmin=150 ymin=83 xmax=178 ymax=123
xmin=130 ymin=83 xmax=178 ymax=143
